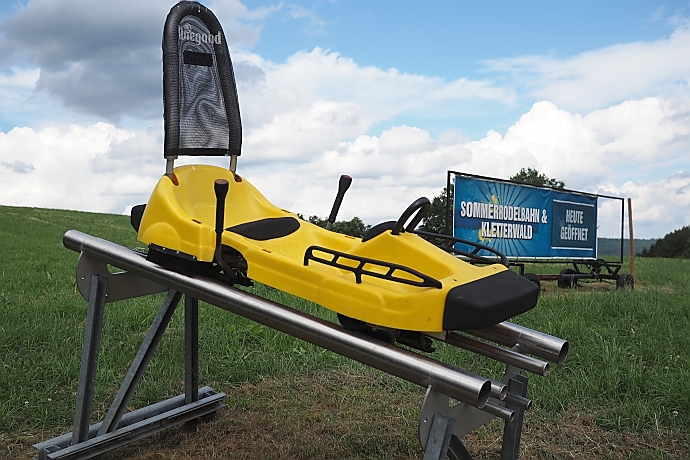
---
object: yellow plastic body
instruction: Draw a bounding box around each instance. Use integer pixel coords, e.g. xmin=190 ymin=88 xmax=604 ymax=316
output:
xmin=138 ymin=165 xmax=507 ymax=332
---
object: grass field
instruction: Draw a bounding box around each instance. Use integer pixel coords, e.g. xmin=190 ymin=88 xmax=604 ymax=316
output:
xmin=1 ymin=204 xmax=689 ymax=459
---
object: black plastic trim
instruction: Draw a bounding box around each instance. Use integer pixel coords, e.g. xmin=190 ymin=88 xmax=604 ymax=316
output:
xmin=228 ymin=217 xmax=300 ymax=241
xmin=442 ymin=270 xmax=539 ymax=331
xmin=130 ymin=204 xmax=146 ymax=232
xmin=183 ymin=50 xmax=213 ymax=66
xmin=361 ymin=221 xmax=396 ymax=242
xmin=147 ymin=243 xmax=198 ymax=276
xmin=304 ymin=245 xmax=442 ymax=289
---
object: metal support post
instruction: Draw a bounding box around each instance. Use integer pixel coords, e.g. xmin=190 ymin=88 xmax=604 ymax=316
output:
xmin=421 ymin=411 xmax=476 ymax=460
xmin=447 ymin=435 xmax=475 ymax=460
xmin=185 ymin=296 xmax=199 ymax=404
xmin=71 ymin=274 xmax=107 ymax=445
xmin=35 ymin=242 xmax=228 ymax=459
xmin=96 ymin=290 xmax=183 ymax=436
xmin=500 ymin=374 xmax=529 ymax=460
xmin=423 ymin=413 xmax=455 ymax=460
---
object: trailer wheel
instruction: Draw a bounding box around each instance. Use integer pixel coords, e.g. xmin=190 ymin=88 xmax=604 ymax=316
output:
xmin=522 ymin=273 xmax=541 ymax=291
xmin=616 ymin=273 xmax=634 ymax=289
xmin=557 ymin=268 xmax=577 ymax=289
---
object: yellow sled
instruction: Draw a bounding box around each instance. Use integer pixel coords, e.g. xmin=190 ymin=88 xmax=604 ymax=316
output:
xmin=134 ymin=164 xmax=538 ymax=334
xmin=131 ymin=1 xmax=539 ymax=347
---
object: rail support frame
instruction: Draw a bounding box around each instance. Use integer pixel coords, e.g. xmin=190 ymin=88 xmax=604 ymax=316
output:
xmin=419 ymin=364 xmax=531 ymax=460
xmin=33 ymin=258 xmax=226 ymax=460
xmin=39 ymin=230 xmax=568 ymax=459
xmin=500 ymin=373 xmax=528 ymax=460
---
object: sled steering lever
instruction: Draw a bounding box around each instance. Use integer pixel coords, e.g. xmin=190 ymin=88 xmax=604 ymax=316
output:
xmin=327 ymin=175 xmax=352 ymax=231
xmin=212 ymin=179 xmax=235 ymax=275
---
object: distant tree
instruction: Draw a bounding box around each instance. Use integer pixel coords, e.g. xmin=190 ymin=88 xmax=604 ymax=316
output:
xmin=297 ymin=214 xmax=371 ymax=238
xmin=510 ymin=168 xmax=565 ymax=189
xmin=331 ymin=217 xmax=371 ymax=238
xmin=419 ymin=186 xmax=453 ymax=237
xmin=639 ymin=226 xmax=690 ymax=258
xmin=596 ymin=237 xmax=658 ymax=257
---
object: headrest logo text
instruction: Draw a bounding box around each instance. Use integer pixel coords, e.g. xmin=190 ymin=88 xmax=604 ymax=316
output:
xmin=179 ymin=23 xmax=221 ymax=45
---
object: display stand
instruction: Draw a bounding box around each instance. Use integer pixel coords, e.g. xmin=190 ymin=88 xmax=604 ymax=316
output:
xmin=33 ymin=231 xmax=568 ymax=459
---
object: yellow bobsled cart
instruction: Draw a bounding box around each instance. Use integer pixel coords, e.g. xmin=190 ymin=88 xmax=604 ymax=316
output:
xmin=132 ymin=1 xmax=539 ymax=352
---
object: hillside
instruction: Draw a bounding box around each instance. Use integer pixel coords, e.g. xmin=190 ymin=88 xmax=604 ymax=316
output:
xmin=639 ymin=226 xmax=690 ymax=258
xmin=597 ymin=237 xmax=657 ymax=257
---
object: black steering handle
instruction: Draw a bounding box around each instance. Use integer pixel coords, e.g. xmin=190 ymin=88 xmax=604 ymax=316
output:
xmin=392 ymin=197 xmax=430 ymax=235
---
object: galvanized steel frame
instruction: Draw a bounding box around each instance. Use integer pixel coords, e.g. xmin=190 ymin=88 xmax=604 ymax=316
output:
xmin=34 ymin=230 xmax=567 ymax=459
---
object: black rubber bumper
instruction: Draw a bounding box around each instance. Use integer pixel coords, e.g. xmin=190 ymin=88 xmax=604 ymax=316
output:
xmin=443 ymin=270 xmax=540 ymax=331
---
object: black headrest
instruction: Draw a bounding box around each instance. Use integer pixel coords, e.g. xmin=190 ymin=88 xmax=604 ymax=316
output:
xmin=162 ymin=1 xmax=242 ymax=159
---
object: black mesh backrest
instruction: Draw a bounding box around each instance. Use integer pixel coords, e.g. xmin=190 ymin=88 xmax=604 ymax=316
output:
xmin=163 ymin=1 xmax=242 ymax=158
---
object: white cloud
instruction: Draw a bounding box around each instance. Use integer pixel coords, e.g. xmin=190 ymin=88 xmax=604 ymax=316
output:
xmin=1 ymin=94 xmax=686 ymax=239
xmin=232 ymin=47 xmax=514 ymax=164
xmin=485 ymin=24 xmax=690 ymax=112
xmin=245 ymin=96 xmax=689 ymax=239
xmin=598 ymin=172 xmax=690 ymax=237
xmin=0 ymin=66 xmax=40 ymax=128
xmin=0 ymin=123 xmax=160 ymax=213
xmin=259 ymin=48 xmax=515 ymax=113
xmin=287 ymin=4 xmax=325 ymax=30
xmin=1 ymin=4 xmax=690 ymax=240
xmin=242 ymin=99 xmax=376 ymax=164
xmin=242 ymin=4 xmax=282 ymax=22
xmin=462 ymin=98 xmax=690 ymax=190
xmin=0 ymin=66 xmax=39 ymax=87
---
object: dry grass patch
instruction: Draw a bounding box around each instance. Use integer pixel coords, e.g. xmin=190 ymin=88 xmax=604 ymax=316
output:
xmin=7 ymin=369 xmax=686 ymax=459
xmin=464 ymin=408 xmax=690 ymax=459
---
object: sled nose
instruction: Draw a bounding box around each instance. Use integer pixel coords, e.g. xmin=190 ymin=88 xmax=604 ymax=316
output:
xmin=442 ymin=270 xmax=540 ymax=331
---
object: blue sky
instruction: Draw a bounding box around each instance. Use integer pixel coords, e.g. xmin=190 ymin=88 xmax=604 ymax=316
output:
xmin=245 ymin=1 xmax=689 ymax=138
xmin=1 ymin=0 xmax=690 ymax=238
xmin=248 ymin=2 xmax=674 ymax=70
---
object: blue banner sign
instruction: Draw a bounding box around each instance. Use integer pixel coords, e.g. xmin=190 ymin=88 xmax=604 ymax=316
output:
xmin=453 ymin=174 xmax=598 ymax=259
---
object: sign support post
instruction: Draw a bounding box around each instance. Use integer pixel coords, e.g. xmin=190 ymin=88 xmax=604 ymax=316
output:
xmin=627 ymin=198 xmax=635 ymax=281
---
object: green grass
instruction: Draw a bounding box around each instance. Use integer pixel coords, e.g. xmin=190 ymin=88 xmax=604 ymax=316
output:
xmin=1 ymin=204 xmax=689 ymax=449
xmin=0 ymin=205 xmax=358 ymax=436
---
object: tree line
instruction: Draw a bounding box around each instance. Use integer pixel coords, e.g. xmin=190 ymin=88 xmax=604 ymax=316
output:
xmin=304 ymin=167 xmax=688 ymax=259
xmin=639 ymin=227 xmax=690 ymax=258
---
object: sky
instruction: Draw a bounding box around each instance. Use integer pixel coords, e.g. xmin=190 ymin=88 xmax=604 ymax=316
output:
xmin=1 ymin=0 xmax=689 ymax=239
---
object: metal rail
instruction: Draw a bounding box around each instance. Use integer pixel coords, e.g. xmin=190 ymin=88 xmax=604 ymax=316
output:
xmin=466 ymin=322 xmax=569 ymax=365
xmin=444 ymin=332 xmax=550 ymax=376
xmin=63 ymin=230 xmax=491 ymax=408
